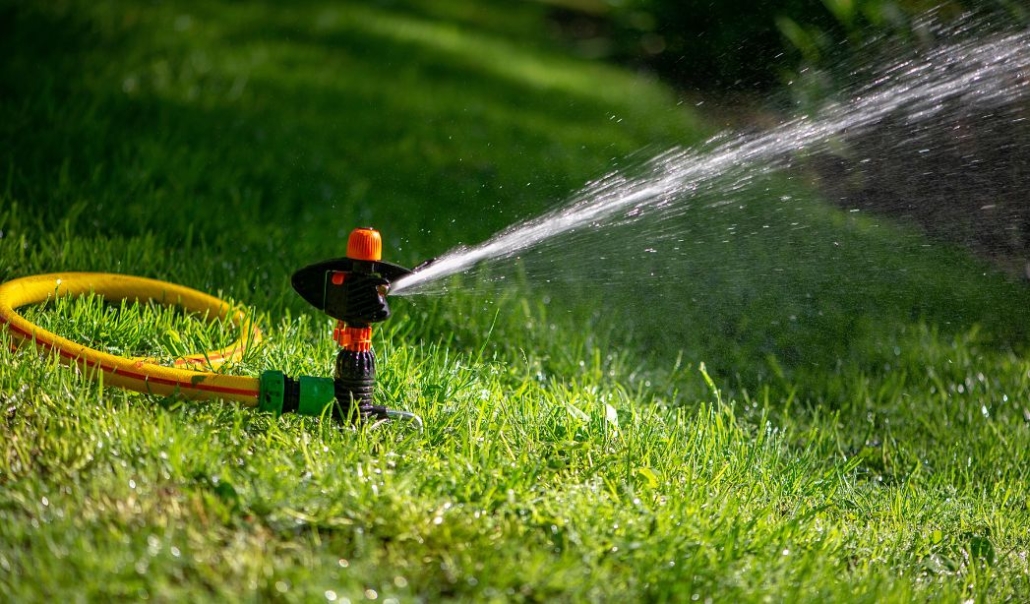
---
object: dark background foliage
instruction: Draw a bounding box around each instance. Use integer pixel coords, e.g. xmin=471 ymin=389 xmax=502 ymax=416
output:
xmin=549 ymin=0 xmax=1027 ymax=89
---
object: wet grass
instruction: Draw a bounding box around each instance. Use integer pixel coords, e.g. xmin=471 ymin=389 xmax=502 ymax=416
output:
xmin=3 ymin=0 xmax=1030 ymax=601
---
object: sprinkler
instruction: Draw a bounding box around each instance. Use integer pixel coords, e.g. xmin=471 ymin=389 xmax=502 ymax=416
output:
xmin=0 ymin=226 xmax=421 ymax=427
xmin=284 ymin=226 xmax=416 ymax=423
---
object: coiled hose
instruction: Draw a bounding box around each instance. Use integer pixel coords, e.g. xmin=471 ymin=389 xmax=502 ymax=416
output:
xmin=0 ymin=272 xmax=263 ymax=405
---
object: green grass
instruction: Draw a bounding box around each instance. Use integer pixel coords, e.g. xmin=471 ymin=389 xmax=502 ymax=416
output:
xmin=3 ymin=0 xmax=1030 ymax=601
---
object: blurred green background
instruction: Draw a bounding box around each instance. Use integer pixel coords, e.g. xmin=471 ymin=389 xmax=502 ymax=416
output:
xmin=0 ymin=0 xmax=701 ymax=269
xmin=566 ymin=0 xmax=1027 ymax=89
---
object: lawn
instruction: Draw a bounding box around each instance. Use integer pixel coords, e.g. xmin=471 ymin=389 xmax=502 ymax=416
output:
xmin=2 ymin=0 xmax=1030 ymax=601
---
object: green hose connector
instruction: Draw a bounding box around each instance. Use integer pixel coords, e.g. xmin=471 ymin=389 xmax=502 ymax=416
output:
xmin=296 ymin=375 xmax=336 ymax=416
xmin=259 ymin=369 xmax=420 ymax=426
xmin=258 ymin=370 xmax=336 ymax=417
xmin=259 ymin=370 xmax=285 ymax=415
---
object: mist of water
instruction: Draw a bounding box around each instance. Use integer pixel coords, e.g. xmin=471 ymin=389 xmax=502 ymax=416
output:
xmin=390 ymin=21 xmax=1030 ymax=298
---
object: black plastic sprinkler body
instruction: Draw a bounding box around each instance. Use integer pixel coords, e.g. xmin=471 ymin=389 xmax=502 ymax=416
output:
xmin=259 ymin=227 xmax=420 ymax=425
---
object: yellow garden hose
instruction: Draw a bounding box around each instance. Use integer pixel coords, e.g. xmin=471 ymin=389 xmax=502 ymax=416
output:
xmin=0 ymin=272 xmax=262 ymax=405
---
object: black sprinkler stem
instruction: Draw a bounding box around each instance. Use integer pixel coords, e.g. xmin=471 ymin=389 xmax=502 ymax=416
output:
xmin=334 ymin=347 xmax=389 ymax=421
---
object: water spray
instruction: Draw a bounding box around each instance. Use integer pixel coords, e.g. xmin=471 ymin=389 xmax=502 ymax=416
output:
xmin=0 ymin=227 xmax=422 ymax=427
xmin=389 ymin=28 xmax=1030 ymax=298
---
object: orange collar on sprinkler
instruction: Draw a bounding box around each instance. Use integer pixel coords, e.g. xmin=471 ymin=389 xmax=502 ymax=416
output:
xmin=284 ymin=227 xmax=417 ymax=424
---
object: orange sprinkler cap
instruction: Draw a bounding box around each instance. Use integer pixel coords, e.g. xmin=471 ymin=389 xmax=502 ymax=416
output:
xmin=347 ymin=227 xmax=382 ymax=262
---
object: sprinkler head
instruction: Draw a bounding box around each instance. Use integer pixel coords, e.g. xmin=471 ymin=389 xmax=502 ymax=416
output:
xmin=291 ymin=227 xmax=412 ymax=325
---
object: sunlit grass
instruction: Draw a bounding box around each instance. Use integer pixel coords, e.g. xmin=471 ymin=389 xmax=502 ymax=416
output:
xmin=20 ymin=294 xmax=242 ymax=365
xmin=5 ymin=300 xmax=1029 ymax=600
